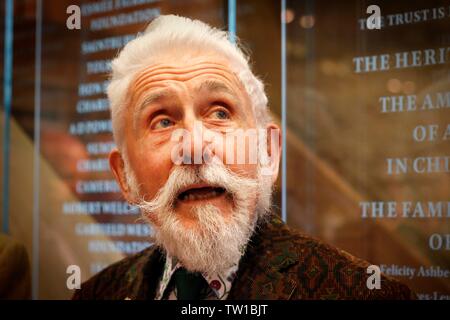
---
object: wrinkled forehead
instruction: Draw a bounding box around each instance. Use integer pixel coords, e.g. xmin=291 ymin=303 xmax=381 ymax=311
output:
xmin=121 ymin=48 xmax=257 ymax=126
xmin=128 ymin=46 xmax=247 ymax=96
xmin=127 ymin=52 xmax=248 ymax=99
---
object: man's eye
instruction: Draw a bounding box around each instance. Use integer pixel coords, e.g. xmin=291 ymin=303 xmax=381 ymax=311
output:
xmin=211 ymin=109 xmax=230 ymax=120
xmin=153 ymin=118 xmax=174 ymax=129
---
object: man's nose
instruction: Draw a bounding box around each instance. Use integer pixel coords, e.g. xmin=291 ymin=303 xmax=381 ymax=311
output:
xmin=181 ymin=120 xmax=214 ymax=165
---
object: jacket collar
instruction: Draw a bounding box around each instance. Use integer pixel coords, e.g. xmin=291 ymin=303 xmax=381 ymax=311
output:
xmin=125 ymin=245 xmax=165 ymax=300
xmin=124 ymin=213 xmax=298 ymax=300
xmin=228 ymin=214 xmax=299 ymax=299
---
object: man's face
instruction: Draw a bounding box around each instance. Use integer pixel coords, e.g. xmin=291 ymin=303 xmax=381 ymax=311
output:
xmin=109 ymin=51 xmax=280 ymax=274
xmin=114 ymin=54 xmax=265 ymax=225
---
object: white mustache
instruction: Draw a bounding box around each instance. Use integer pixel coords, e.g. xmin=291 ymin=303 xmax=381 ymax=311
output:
xmin=136 ymin=157 xmax=259 ymax=215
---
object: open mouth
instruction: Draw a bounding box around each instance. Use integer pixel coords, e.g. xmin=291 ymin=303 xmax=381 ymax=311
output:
xmin=177 ymin=185 xmax=226 ymax=202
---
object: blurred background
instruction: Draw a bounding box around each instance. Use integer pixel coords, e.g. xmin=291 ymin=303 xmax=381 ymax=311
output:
xmin=0 ymin=0 xmax=449 ymax=299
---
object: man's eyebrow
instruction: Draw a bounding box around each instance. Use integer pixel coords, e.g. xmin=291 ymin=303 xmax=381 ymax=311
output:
xmin=134 ymin=89 xmax=178 ymax=127
xmin=195 ymin=79 xmax=238 ymax=97
xmin=136 ymin=89 xmax=178 ymax=113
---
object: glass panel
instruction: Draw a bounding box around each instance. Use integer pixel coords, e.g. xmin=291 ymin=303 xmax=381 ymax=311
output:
xmin=3 ymin=0 xmax=449 ymax=300
xmin=0 ymin=1 xmax=5 ymax=233
xmin=284 ymin=0 xmax=450 ymax=297
xmin=8 ymin=0 xmax=227 ymax=299
xmin=236 ymin=0 xmax=282 ymax=209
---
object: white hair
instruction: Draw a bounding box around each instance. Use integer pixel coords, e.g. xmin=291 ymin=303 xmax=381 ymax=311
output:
xmin=107 ymin=14 xmax=271 ymax=152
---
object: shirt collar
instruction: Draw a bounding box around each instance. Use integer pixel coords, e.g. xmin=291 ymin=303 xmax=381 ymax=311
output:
xmin=155 ymin=253 xmax=238 ymax=300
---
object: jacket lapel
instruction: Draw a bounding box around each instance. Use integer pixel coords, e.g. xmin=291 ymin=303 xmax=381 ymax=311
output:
xmin=125 ymin=245 xmax=166 ymax=300
xmin=228 ymin=214 xmax=299 ymax=300
xmin=123 ymin=214 xmax=299 ymax=300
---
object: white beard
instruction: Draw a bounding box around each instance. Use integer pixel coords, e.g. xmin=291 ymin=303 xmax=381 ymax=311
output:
xmin=127 ymin=157 xmax=273 ymax=275
xmin=153 ymin=204 xmax=255 ymax=275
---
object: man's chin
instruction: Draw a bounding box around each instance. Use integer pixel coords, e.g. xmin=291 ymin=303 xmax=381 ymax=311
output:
xmin=153 ymin=202 xmax=254 ymax=276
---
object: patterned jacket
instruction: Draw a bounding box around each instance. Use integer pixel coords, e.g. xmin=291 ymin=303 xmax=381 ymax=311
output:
xmin=72 ymin=214 xmax=415 ymax=300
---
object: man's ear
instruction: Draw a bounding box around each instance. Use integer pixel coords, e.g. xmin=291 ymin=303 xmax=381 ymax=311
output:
xmin=109 ymin=148 xmax=136 ymax=203
xmin=265 ymin=123 xmax=282 ymax=184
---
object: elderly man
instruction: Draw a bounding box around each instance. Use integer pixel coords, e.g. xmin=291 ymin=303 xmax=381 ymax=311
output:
xmin=73 ymin=15 xmax=414 ymax=300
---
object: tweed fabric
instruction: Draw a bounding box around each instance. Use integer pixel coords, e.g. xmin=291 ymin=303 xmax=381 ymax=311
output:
xmin=72 ymin=214 xmax=415 ymax=300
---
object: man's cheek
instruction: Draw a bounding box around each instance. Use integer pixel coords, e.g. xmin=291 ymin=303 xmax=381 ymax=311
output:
xmin=227 ymin=163 xmax=259 ymax=180
xmin=138 ymin=140 xmax=176 ymax=171
xmin=145 ymin=213 xmax=161 ymax=227
xmin=223 ymin=131 xmax=260 ymax=166
xmin=133 ymin=162 xmax=169 ymax=197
